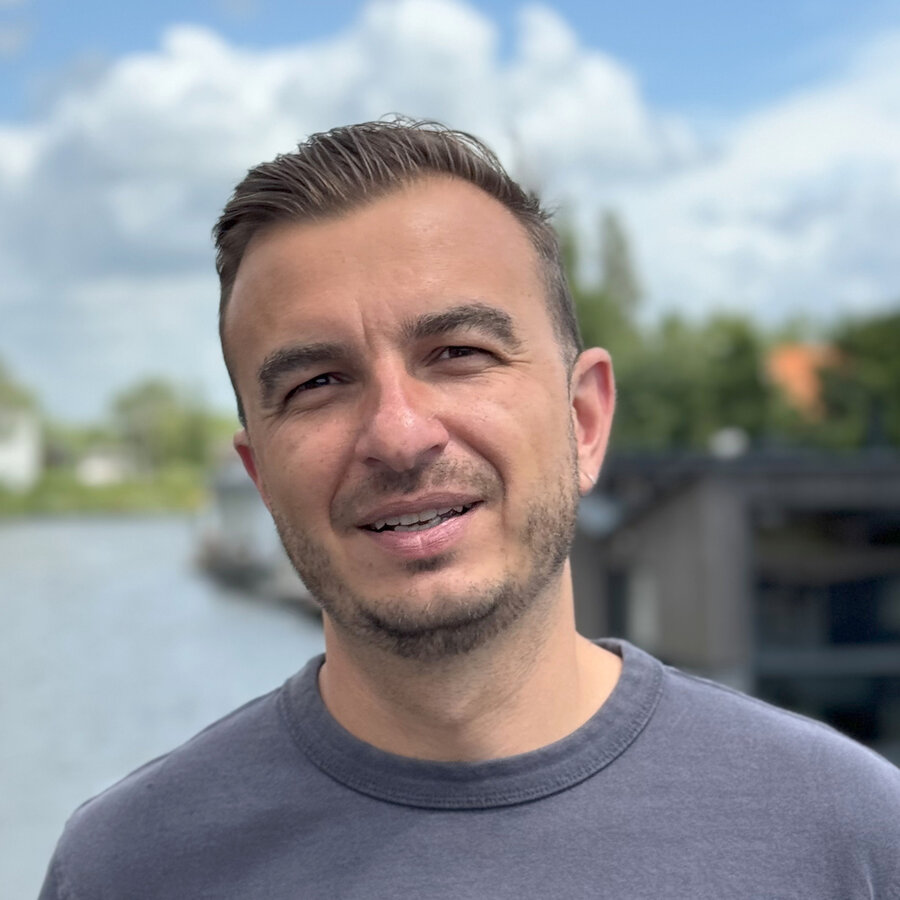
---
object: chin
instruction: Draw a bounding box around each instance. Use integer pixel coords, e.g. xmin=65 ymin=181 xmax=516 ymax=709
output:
xmin=336 ymin=576 xmax=534 ymax=661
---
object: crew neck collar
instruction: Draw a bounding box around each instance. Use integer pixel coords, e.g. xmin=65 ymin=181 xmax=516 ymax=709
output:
xmin=279 ymin=639 xmax=663 ymax=810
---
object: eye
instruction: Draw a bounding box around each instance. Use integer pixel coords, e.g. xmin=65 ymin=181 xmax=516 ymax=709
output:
xmin=434 ymin=346 xmax=489 ymax=361
xmin=430 ymin=345 xmax=501 ymax=375
xmin=284 ymin=372 xmax=341 ymax=402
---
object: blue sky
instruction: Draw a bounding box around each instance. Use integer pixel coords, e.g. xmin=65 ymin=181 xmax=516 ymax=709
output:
xmin=5 ymin=0 xmax=899 ymax=119
xmin=1 ymin=0 xmax=899 ymax=420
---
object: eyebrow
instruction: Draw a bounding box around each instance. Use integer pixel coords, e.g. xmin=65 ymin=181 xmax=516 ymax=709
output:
xmin=257 ymin=341 xmax=345 ymax=409
xmin=255 ymin=304 xmax=522 ymax=410
xmin=401 ymin=303 xmax=522 ymax=349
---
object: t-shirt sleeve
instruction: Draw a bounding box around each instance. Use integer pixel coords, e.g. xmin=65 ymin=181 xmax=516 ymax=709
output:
xmin=38 ymin=854 xmax=68 ymax=900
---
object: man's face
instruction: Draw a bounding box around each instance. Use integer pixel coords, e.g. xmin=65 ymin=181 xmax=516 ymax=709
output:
xmin=225 ymin=177 xmax=610 ymax=659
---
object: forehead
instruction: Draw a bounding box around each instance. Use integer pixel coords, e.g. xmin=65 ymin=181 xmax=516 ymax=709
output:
xmin=223 ymin=177 xmax=551 ymax=363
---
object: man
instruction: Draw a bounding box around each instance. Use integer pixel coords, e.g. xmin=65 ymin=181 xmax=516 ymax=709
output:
xmin=42 ymin=120 xmax=899 ymax=898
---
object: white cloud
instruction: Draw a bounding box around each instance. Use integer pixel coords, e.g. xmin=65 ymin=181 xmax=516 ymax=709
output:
xmin=0 ymin=0 xmax=897 ymax=420
xmin=504 ymin=4 xmax=697 ymax=188
xmin=610 ymin=29 xmax=900 ymax=319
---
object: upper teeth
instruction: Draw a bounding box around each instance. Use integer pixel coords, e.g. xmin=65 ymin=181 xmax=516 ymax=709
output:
xmin=370 ymin=505 xmax=467 ymax=531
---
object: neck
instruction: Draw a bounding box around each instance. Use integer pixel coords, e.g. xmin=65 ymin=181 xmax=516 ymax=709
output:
xmin=317 ymin=571 xmax=622 ymax=762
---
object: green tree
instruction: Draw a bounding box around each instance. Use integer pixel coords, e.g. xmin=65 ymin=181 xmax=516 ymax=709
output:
xmin=817 ymin=310 xmax=900 ymax=448
xmin=561 ymin=209 xmax=900 ymax=454
xmin=566 ymin=211 xmax=641 ymax=356
xmin=701 ymin=314 xmax=772 ymax=438
xmin=612 ymin=314 xmax=774 ymax=451
xmin=112 ymin=379 xmax=213 ymax=470
xmin=599 ymin=210 xmax=641 ymax=315
xmin=0 ymin=358 xmax=36 ymax=411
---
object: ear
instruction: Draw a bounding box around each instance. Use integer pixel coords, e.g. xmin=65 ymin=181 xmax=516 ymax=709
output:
xmin=233 ymin=428 xmax=271 ymax=512
xmin=569 ymin=347 xmax=615 ymax=495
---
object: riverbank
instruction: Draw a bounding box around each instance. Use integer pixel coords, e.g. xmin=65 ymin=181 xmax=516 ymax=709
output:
xmin=0 ymin=465 xmax=208 ymax=516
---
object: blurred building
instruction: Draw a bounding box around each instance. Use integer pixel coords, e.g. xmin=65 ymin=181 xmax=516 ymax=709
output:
xmin=0 ymin=407 xmax=41 ymax=492
xmin=75 ymin=447 xmax=135 ymax=486
xmin=573 ymin=451 xmax=900 ymax=764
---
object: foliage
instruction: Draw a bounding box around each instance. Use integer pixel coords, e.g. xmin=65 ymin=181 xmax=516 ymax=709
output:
xmin=599 ymin=211 xmax=642 ymax=315
xmin=564 ymin=212 xmax=641 ymax=357
xmin=816 ymin=311 xmax=900 ymax=448
xmin=0 ymin=360 xmax=238 ymax=515
xmin=0 ymin=358 xmax=36 ymax=410
xmin=567 ymin=215 xmax=775 ymax=450
xmin=112 ymin=379 xmax=215 ymax=470
xmin=0 ymin=465 xmax=208 ymax=517
xmin=611 ymin=313 xmax=775 ymax=450
xmin=565 ymin=213 xmax=899 ymax=452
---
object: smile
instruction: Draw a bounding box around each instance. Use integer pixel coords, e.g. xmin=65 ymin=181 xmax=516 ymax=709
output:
xmin=365 ymin=504 xmax=475 ymax=533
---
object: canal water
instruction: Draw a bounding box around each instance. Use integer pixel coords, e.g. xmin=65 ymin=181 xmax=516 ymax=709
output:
xmin=0 ymin=514 xmax=324 ymax=898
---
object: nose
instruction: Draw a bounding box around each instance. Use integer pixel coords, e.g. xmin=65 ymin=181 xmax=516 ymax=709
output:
xmin=355 ymin=366 xmax=449 ymax=473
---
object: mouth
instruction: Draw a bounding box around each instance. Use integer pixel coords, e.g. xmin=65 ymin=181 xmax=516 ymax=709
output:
xmin=363 ymin=503 xmax=478 ymax=534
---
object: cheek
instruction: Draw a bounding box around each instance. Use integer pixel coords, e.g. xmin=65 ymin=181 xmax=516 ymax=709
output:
xmin=500 ymin=383 xmax=569 ymax=444
xmin=457 ymin=400 xmax=563 ymax=481
xmin=257 ymin=432 xmax=331 ymax=503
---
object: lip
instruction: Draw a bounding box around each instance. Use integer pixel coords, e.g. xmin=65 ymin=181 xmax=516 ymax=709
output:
xmin=359 ymin=502 xmax=479 ymax=560
xmin=354 ymin=493 xmax=482 ymax=529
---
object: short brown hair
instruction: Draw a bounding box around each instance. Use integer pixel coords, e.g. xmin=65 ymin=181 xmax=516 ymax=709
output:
xmin=214 ymin=118 xmax=582 ymax=424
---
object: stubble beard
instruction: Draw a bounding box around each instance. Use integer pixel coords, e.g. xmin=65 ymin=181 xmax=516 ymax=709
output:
xmin=269 ymin=452 xmax=581 ymax=663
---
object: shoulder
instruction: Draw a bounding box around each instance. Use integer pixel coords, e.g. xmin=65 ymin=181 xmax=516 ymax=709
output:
xmin=659 ymin=662 xmax=900 ymax=829
xmin=664 ymin=663 xmax=897 ymax=767
xmin=629 ymin=655 xmax=900 ymax=890
xmin=81 ymin=683 xmax=284 ymax=808
xmin=45 ymin=684 xmax=292 ymax=894
xmin=603 ymin=640 xmax=899 ymax=790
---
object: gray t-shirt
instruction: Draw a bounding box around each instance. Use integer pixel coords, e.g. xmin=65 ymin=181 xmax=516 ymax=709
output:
xmin=40 ymin=640 xmax=900 ymax=899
